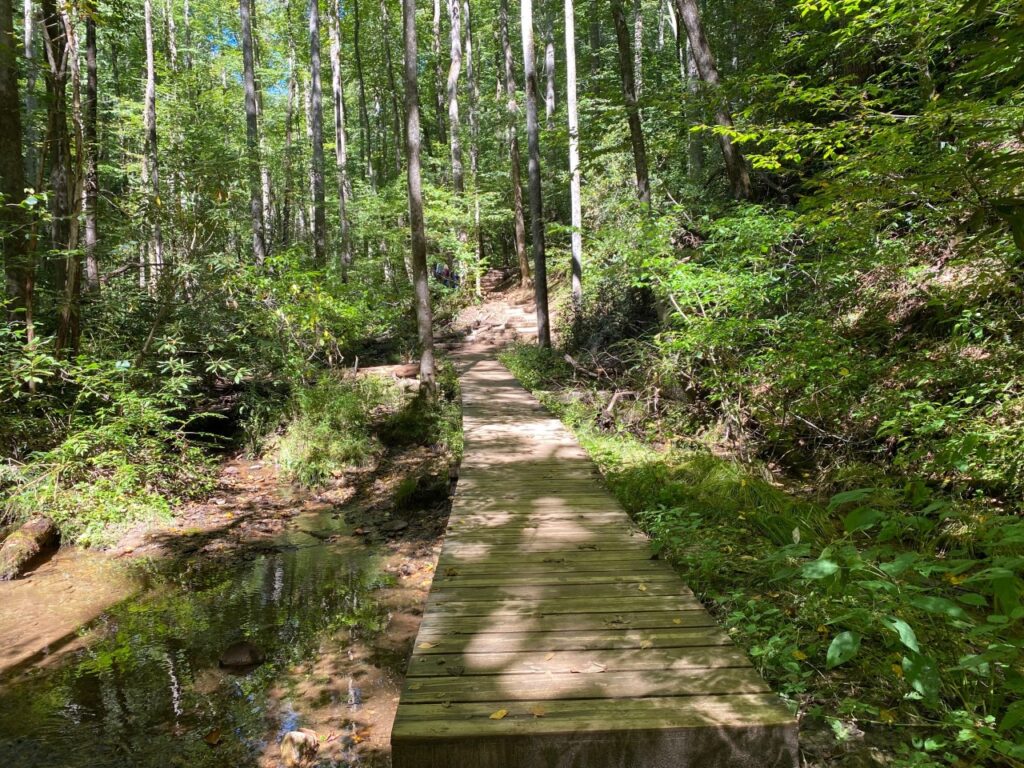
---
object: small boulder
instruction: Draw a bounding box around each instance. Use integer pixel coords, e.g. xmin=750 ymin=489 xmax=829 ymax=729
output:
xmin=0 ymin=516 xmax=58 ymax=580
xmin=280 ymin=728 xmax=320 ymax=767
xmin=218 ymin=640 xmax=265 ymax=670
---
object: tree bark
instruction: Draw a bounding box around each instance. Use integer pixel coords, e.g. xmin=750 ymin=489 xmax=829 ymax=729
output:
xmin=685 ymin=39 xmax=703 ymax=178
xmin=328 ymin=0 xmax=353 ymax=275
xmin=379 ymin=0 xmax=404 ymax=177
xmin=240 ymin=0 xmax=266 ymax=262
xmin=633 ymin=0 xmax=643 ymax=97
xmin=674 ymin=0 xmax=749 ymax=199
xmin=521 ymin=0 xmax=551 ymax=348
xmin=544 ymin=12 xmax=555 ymax=129
xmin=499 ymin=0 xmax=529 ymax=286
xmin=446 ymin=0 xmax=463 ymax=195
xmin=83 ymin=9 xmax=98 ymax=293
xmin=22 ymin=0 xmax=36 ymax=186
xmin=463 ymin=0 xmax=483 ymax=287
xmin=282 ymin=18 xmax=297 ymax=244
xmin=611 ymin=0 xmax=651 ymax=206
xmin=565 ymin=0 xmax=582 ymax=305
xmin=352 ymin=0 xmax=373 ymax=185
xmin=431 ymin=0 xmax=446 ymax=148
xmin=143 ymin=0 xmax=164 ymax=287
xmin=308 ymin=0 xmax=327 ymax=263
xmin=401 ymin=0 xmax=436 ymax=392
xmin=1 ymin=0 xmax=33 ymax=338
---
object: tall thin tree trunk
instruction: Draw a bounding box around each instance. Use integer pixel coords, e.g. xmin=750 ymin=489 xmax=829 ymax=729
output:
xmin=308 ymin=0 xmax=327 ymax=263
xmin=499 ymin=0 xmax=529 ymax=286
xmin=431 ymin=0 xmax=446 ymax=148
xmin=22 ymin=0 xmax=36 ymax=185
xmin=632 ymin=0 xmax=643 ymax=97
xmin=674 ymin=0 xmax=749 ymax=199
xmin=352 ymin=0 xmax=373 ymax=184
xmin=463 ymin=0 xmax=483 ymax=292
xmin=142 ymin=0 xmax=164 ymax=289
xmin=183 ymin=0 xmax=191 ymax=69
xmin=446 ymin=0 xmax=463 ymax=195
xmin=685 ymin=40 xmax=703 ymax=178
xmin=401 ymin=0 xmax=436 ymax=391
xmin=282 ymin=23 xmax=296 ymax=245
xmin=565 ymin=0 xmax=582 ymax=305
xmin=544 ymin=13 xmax=555 ymax=129
xmin=240 ymin=0 xmax=266 ymax=262
xmin=1 ymin=0 xmax=33 ymax=341
xmin=588 ymin=0 xmax=601 ymax=74
xmin=379 ymin=0 xmax=404 ymax=177
xmin=521 ymin=0 xmax=551 ymax=348
xmin=165 ymin=0 xmax=177 ymax=70
xmin=83 ymin=9 xmax=99 ymax=292
xmin=328 ymin=0 xmax=353 ymax=275
xmin=611 ymin=0 xmax=650 ymax=205
xmin=254 ymin=18 xmax=273 ymax=246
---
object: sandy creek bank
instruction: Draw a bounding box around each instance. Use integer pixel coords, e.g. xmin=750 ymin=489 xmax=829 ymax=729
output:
xmin=0 ymin=441 xmax=452 ymax=768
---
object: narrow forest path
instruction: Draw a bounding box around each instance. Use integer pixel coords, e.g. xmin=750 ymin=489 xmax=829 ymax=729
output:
xmin=390 ymin=318 xmax=799 ymax=766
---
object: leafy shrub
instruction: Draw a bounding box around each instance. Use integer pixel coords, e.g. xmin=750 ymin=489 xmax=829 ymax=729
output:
xmin=277 ymin=375 xmax=401 ymax=487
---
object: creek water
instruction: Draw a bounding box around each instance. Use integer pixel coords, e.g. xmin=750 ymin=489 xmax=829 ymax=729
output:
xmin=0 ymin=510 xmax=396 ymax=767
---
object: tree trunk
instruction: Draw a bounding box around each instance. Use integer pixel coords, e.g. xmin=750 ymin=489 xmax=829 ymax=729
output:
xmin=463 ymin=0 xmax=483 ymax=293
xmin=521 ymin=0 xmax=551 ymax=348
xmin=83 ymin=10 xmax=98 ymax=293
xmin=633 ymin=0 xmax=643 ymax=97
xmin=1 ymin=0 xmax=33 ymax=339
xmin=165 ymin=0 xmax=177 ymax=70
xmin=328 ymin=0 xmax=353 ymax=275
xmin=143 ymin=0 xmax=164 ymax=287
xmin=253 ymin=15 xmax=274 ymax=247
xmin=431 ymin=0 xmax=446 ymax=148
xmin=565 ymin=0 xmax=582 ymax=305
xmin=674 ymin=0 xmax=749 ymax=199
xmin=611 ymin=0 xmax=651 ymax=206
xmin=685 ymin=39 xmax=703 ymax=178
xmin=240 ymin=0 xmax=266 ymax=262
xmin=282 ymin=21 xmax=297 ymax=245
xmin=544 ymin=12 xmax=555 ymax=129
xmin=352 ymin=0 xmax=373 ymax=185
xmin=379 ymin=0 xmax=404 ymax=177
xmin=401 ymin=0 xmax=436 ymax=392
xmin=499 ymin=0 xmax=529 ymax=286
xmin=446 ymin=0 xmax=463 ymax=195
xmin=22 ymin=0 xmax=36 ymax=186
xmin=308 ymin=0 xmax=327 ymax=263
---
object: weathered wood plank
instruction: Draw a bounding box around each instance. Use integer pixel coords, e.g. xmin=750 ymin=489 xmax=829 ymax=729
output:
xmin=406 ymin=645 xmax=753 ymax=676
xmin=418 ymin=609 xmax=715 ymax=634
xmin=423 ymin=594 xmax=703 ymax=617
xmin=410 ymin=627 xmax=732 ymax=654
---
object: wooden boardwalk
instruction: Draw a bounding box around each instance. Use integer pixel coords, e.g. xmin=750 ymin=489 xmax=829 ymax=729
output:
xmin=391 ymin=350 xmax=798 ymax=768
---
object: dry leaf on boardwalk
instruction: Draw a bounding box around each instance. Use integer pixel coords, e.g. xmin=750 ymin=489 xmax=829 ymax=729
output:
xmin=489 ymin=709 xmax=509 ymax=720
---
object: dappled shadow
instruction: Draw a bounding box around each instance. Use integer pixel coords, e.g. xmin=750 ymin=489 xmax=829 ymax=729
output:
xmin=391 ymin=350 xmax=800 ymax=768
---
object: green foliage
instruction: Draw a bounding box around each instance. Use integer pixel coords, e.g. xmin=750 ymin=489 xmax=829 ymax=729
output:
xmin=3 ymin=361 xmax=216 ymax=546
xmin=277 ymin=375 xmax=401 ymax=487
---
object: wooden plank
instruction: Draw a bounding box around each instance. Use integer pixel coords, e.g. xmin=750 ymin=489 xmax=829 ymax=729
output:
xmin=418 ymin=609 xmax=715 ymax=634
xmin=432 ymin=559 xmax=665 ymax=576
xmin=423 ymin=594 xmax=703 ymax=617
xmin=406 ymin=646 xmax=753 ymax=677
xmin=428 ymin=572 xmax=680 ymax=588
xmin=401 ymin=668 xmax=771 ymax=704
xmin=410 ymin=627 xmax=732 ymax=654
xmin=428 ymin=582 xmax=686 ymax=603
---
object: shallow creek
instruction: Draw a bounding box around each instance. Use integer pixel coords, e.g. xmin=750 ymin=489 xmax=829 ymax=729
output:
xmin=0 ymin=502 xmax=438 ymax=768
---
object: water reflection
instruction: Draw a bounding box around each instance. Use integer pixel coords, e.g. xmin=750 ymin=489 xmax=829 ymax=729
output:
xmin=0 ymin=530 xmax=387 ymax=768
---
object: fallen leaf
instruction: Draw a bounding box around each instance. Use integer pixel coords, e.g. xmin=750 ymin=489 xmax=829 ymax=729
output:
xmin=529 ymin=705 xmax=547 ymax=718
xmin=409 ymin=683 xmax=423 ymax=690
xmin=637 ymin=584 xmax=648 ymax=592
xmin=792 ymin=650 xmax=808 ymax=661
xmin=879 ymin=708 xmax=897 ymax=725
xmin=544 ymin=652 xmax=555 ymax=661
xmin=203 ymin=729 xmax=222 ymax=747
xmin=489 ymin=709 xmax=508 ymax=720
xmin=640 ymin=640 xmax=653 ymax=649
xmin=418 ymin=642 xmax=437 ymax=650
xmin=672 ymin=618 xmax=682 ymax=625
xmin=587 ymin=661 xmax=607 ymax=672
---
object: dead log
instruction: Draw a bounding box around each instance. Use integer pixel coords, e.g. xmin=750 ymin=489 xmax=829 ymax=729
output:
xmin=0 ymin=516 xmax=59 ymax=580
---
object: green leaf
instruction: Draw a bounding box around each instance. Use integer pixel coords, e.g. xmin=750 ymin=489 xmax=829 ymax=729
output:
xmin=828 ymin=488 xmax=876 ymax=509
xmin=882 ymin=617 xmax=919 ymax=652
xmin=802 ymin=558 xmax=840 ymax=580
xmin=910 ymin=595 xmax=970 ymax=622
xmin=956 ymin=593 xmax=988 ymax=608
xmin=902 ymin=652 xmax=941 ymax=706
xmin=826 ymin=631 xmax=861 ymax=669
xmin=843 ymin=506 xmax=885 ymax=533
xmin=999 ymin=700 xmax=1024 ymax=732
